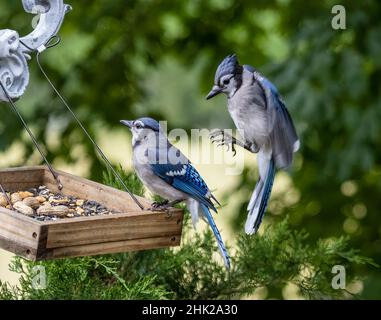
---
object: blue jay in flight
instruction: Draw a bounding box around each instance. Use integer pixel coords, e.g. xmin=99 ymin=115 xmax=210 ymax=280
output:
xmin=120 ymin=117 xmax=231 ymax=270
xmin=206 ymin=54 xmax=299 ymax=235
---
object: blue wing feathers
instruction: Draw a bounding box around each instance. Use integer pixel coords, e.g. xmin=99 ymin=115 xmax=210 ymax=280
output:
xmin=184 ymin=165 xmax=209 ymax=194
xmin=262 ymin=78 xmax=279 ymax=96
xmin=262 ymin=77 xmax=298 ymax=141
xmin=172 ymin=178 xmax=216 ymax=211
xmin=255 ymin=75 xmax=298 ymax=168
xmin=151 ymin=163 xmax=184 ymax=180
xmin=151 ymin=162 xmax=217 ymax=211
xmin=239 ymin=64 xmax=298 ymax=142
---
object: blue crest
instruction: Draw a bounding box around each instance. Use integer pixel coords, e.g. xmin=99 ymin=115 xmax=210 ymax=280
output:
xmin=214 ymin=54 xmax=242 ymax=83
xmin=136 ymin=117 xmax=161 ymax=131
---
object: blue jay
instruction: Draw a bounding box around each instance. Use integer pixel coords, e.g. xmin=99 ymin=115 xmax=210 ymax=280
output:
xmin=120 ymin=117 xmax=231 ymax=270
xmin=206 ymin=54 xmax=299 ymax=235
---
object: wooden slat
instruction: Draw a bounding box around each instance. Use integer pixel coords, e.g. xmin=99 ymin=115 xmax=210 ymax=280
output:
xmin=43 ymin=167 xmax=151 ymax=212
xmin=0 ymin=166 xmax=44 ymax=192
xmin=0 ymin=235 xmax=38 ymax=261
xmin=0 ymin=208 xmax=41 ymax=249
xmin=40 ymin=235 xmax=181 ymax=260
xmin=0 ymin=208 xmax=43 ymax=260
xmin=45 ymin=209 xmax=183 ymax=248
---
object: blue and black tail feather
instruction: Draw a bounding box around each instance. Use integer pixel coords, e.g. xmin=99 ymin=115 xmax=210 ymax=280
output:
xmin=253 ymin=158 xmax=275 ymax=232
xmin=245 ymin=157 xmax=276 ymax=235
xmin=201 ymin=203 xmax=231 ymax=270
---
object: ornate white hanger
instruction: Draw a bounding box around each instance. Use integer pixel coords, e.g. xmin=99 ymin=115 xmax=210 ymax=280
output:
xmin=0 ymin=0 xmax=71 ymax=102
xmin=0 ymin=1 xmax=144 ymax=209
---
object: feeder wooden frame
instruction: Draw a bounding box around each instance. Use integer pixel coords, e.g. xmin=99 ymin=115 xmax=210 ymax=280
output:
xmin=0 ymin=166 xmax=183 ymax=261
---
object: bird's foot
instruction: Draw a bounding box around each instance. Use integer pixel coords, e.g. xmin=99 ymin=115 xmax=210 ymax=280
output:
xmin=150 ymin=200 xmax=169 ymax=211
xmin=149 ymin=199 xmax=185 ymax=212
xmin=210 ymin=129 xmax=237 ymax=156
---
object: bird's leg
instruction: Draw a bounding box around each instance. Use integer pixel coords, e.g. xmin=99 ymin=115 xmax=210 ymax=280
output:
xmin=150 ymin=199 xmax=169 ymax=209
xmin=150 ymin=199 xmax=185 ymax=211
xmin=247 ymin=141 xmax=259 ymax=153
xmin=210 ymin=129 xmax=259 ymax=156
xmin=166 ymin=199 xmax=185 ymax=207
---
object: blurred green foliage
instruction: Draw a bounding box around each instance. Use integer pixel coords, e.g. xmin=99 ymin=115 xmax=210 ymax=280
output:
xmin=0 ymin=0 xmax=380 ymax=298
xmin=0 ymin=169 xmax=374 ymax=300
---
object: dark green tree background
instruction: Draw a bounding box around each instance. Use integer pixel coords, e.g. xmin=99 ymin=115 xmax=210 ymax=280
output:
xmin=0 ymin=0 xmax=380 ymax=299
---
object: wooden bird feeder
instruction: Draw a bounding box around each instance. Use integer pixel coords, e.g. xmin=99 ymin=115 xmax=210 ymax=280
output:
xmin=0 ymin=1 xmax=184 ymax=261
xmin=0 ymin=166 xmax=183 ymax=261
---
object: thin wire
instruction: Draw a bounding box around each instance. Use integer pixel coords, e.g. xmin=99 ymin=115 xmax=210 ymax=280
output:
xmin=44 ymin=36 xmax=61 ymax=49
xmin=20 ymin=35 xmax=61 ymax=52
xmin=0 ymin=183 xmax=13 ymax=209
xmin=0 ymin=81 xmax=63 ymax=190
xmin=34 ymin=37 xmax=144 ymax=210
xmin=20 ymin=39 xmax=34 ymax=51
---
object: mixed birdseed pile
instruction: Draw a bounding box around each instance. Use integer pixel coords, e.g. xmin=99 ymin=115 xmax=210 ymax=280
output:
xmin=0 ymin=185 xmax=115 ymax=221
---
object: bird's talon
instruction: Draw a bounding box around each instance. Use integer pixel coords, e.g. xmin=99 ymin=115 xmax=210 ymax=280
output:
xmin=150 ymin=200 xmax=169 ymax=211
xmin=209 ymin=130 xmax=224 ymax=140
xmin=150 ymin=205 xmax=168 ymax=211
xmin=232 ymin=145 xmax=237 ymax=156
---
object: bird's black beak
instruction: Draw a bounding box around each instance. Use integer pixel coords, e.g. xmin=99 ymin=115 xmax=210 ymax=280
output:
xmin=206 ymin=85 xmax=222 ymax=100
xmin=120 ymin=120 xmax=133 ymax=128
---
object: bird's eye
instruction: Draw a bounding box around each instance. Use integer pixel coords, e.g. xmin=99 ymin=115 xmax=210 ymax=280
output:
xmin=223 ymin=78 xmax=230 ymax=85
xmin=135 ymin=123 xmax=143 ymax=129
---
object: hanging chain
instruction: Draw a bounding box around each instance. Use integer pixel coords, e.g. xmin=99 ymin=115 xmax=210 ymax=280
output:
xmin=20 ymin=36 xmax=144 ymax=210
xmin=0 ymin=81 xmax=63 ymax=191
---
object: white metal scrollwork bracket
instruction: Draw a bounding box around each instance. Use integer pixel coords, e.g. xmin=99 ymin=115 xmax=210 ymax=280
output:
xmin=0 ymin=0 xmax=71 ymax=102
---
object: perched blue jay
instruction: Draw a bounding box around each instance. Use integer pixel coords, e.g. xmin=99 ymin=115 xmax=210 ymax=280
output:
xmin=120 ymin=117 xmax=231 ymax=270
xmin=206 ymin=54 xmax=299 ymax=235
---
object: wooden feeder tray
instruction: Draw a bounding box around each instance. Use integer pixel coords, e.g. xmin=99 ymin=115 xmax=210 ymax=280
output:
xmin=0 ymin=166 xmax=183 ymax=261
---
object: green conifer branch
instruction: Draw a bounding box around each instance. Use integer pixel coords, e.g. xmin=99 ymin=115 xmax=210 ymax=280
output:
xmin=0 ymin=166 xmax=375 ymax=300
